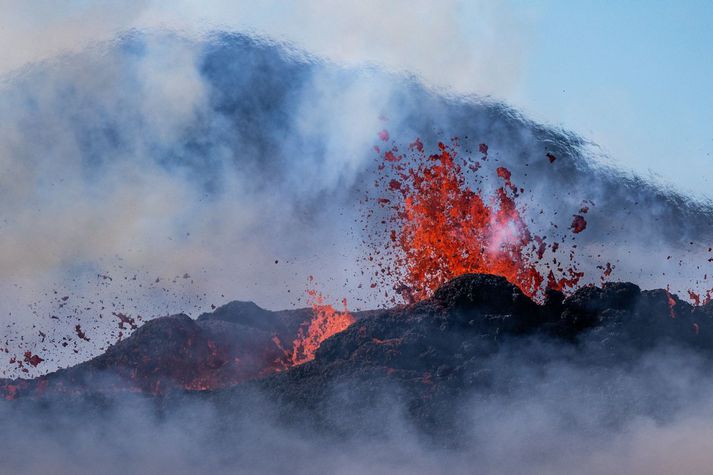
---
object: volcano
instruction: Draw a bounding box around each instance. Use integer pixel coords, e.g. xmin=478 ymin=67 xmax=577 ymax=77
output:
xmin=4 ymin=274 xmax=712 ymax=428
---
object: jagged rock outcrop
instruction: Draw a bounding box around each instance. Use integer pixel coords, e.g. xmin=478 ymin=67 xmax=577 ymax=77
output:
xmin=1 ymin=302 xmax=311 ymax=399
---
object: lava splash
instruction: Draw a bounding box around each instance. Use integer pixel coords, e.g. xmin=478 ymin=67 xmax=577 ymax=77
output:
xmin=365 ymin=139 xmax=583 ymax=302
xmin=286 ymin=279 xmax=354 ymax=366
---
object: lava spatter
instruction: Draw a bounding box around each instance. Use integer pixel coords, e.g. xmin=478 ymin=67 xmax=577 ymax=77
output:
xmin=363 ymin=138 xmax=585 ymax=302
xmin=288 ymin=278 xmax=354 ymax=366
xmin=571 ymin=215 xmax=587 ymax=234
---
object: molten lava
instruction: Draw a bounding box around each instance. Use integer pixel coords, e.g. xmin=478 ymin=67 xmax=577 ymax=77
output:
xmin=288 ymin=280 xmax=354 ymax=366
xmin=366 ymin=138 xmax=584 ymax=301
xmin=571 ymin=215 xmax=587 ymax=233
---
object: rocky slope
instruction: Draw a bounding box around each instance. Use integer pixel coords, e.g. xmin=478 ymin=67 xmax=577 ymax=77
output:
xmin=4 ymin=273 xmax=713 ymax=431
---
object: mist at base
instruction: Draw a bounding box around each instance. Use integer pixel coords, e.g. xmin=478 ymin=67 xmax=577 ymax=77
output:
xmin=4 ymin=338 xmax=712 ymax=475
xmin=4 ymin=274 xmax=713 ymax=474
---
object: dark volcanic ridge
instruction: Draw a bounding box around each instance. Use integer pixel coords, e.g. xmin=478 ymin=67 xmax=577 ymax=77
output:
xmin=3 ymin=273 xmax=712 ymax=422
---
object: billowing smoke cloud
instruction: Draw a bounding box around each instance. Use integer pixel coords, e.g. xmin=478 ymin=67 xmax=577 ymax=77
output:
xmin=0 ymin=31 xmax=400 ymax=375
xmin=2 ymin=29 xmax=713 ymax=378
xmin=0 ymin=1 xmax=528 ymax=97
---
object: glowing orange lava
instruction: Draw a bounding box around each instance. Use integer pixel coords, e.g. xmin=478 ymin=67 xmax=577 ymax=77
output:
xmin=288 ymin=279 xmax=354 ymax=366
xmin=366 ymin=139 xmax=584 ymax=302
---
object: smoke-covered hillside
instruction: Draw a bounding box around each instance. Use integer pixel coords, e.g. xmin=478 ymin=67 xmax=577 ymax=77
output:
xmin=2 ymin=31 xmax=712 ymax=378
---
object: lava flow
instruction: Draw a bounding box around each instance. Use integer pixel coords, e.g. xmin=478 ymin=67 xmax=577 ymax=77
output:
xmin=364 ymin=138 xmax=584 ymax=302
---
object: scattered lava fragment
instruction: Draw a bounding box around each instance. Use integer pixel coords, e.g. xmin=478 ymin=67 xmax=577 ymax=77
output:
xmin=75 ymin=324 xmax=90 ymax=341
xmin=688 ymin=291 xmax=701 ymax=306
xmin=23 ymin=351 xmax=43 ymax=367
xmin=113 ymin=312 xmax=138 ymax=330
xmin=598 ymin=262 xmax=614 ymax=282
xmin=546 ymin=153 xmax=557 ymax=163
xmin=547 ymin=269 xmax=585 ymax=293
xmin=570 ymin=215 xmax=587 ymax=234
xmin=686 ymin=289 xmax=713 ymax=306
xmin=410 ymin=138 xmax=424 ymax=153
xmin=496 ymin=166 xmax=517 ymax=194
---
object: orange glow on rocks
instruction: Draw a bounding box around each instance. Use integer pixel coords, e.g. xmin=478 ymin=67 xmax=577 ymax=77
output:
xmin=666 ymin=288 xmax=677 ymax=318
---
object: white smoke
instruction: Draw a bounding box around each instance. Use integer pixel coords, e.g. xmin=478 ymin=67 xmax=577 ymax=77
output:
xmin=3 ymin=341 xmax=713 ymax=474
xmin=0 ymin=0 xmax=528 ymax=98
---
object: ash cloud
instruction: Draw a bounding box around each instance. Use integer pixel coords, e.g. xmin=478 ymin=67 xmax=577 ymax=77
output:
xmin=0 ymin=1 xmax=528 ymax=97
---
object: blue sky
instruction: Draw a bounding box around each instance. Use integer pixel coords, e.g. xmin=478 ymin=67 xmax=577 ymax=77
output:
xmin=497 ymin=1 xmax=713 ymax=197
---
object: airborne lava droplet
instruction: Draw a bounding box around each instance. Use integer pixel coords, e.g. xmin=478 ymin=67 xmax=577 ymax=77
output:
xmin=410 ymin=138 xmax=424 ymax=152
xmin=571 ymin=215 xmax=587 ymax=233
xmin=547 ymin=152 xmax=557 ymax=163
xmin=23 ymin=351 xmax=43 ymax=367
xmin=75 ymin=324 xmax=90 ymax=341
xmin=113 ymin=312 xmax=138 ymax=330
xmin=384 ymin=150 xmax=400 ymax=162
xmin=496 ymin=166 xmax=517 ymax=194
